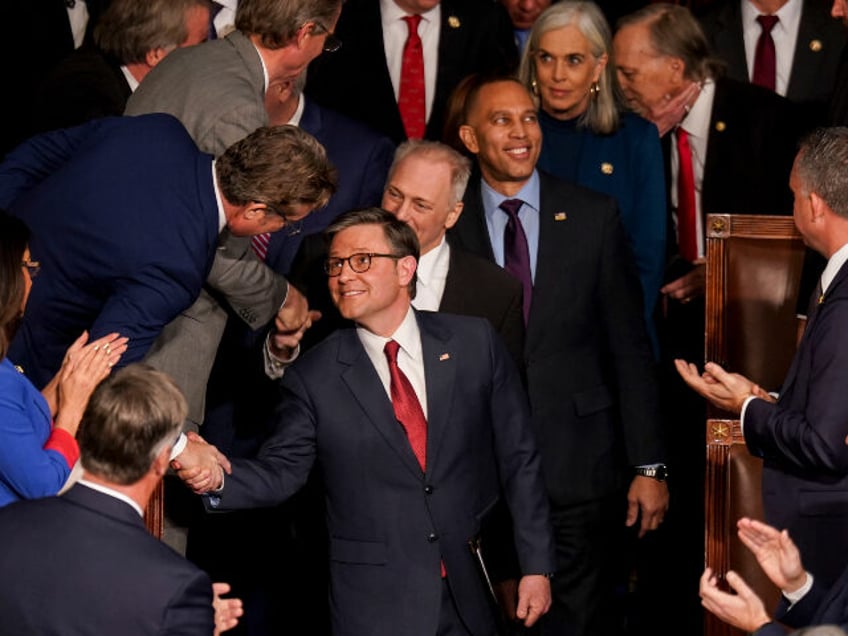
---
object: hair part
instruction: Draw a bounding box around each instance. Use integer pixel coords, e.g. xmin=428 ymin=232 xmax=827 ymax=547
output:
xmin=390 ymin=140 xmax=472 ymax=206
xmin=324 ymin=207 xmax=420 ymax=297
xmin=216 ymin=125 xmax=337 ymax=218
xmin=795 ymin=127 xmax=848 ymax=220
xmin=78 ymin=364 xmax=187 ymax=485
xmin=519 ymin=1 xmax=621 ymax=134
xmin=0 ymin=211 xmax=30 ymax=360
xmin=235 ymin=0 xmax=342 ymax=49
xmin=617 ymin=3 xmax=724 ymax=82
xmin=94 ymin=0 xmax=212 ymax=64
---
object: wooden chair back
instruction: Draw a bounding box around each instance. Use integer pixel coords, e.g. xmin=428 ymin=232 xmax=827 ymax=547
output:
xmin=704 ymin=214 xmax=805 ymax=636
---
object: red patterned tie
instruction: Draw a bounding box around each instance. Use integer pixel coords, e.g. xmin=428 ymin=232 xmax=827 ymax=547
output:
xmin=398 ymin=15 xmax=426 ymax=140
xmin=752 ymin=15 xmax=779 ymax=92
xmin=675 ymin=127 xmax=698 ymax=263
xmin=384 ymin=340 xmax=427 ymax=470
xmin=250 ymin=232 xmax=270 ymax=261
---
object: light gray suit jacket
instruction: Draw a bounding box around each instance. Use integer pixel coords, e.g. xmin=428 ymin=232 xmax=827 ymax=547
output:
xmin=127 ymin=32 xmax=287 ymax=425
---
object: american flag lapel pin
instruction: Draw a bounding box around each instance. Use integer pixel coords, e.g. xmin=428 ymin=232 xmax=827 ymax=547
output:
xmin=554 ymin=211 xmax=567 ymax=221
xmin=439 ymin=352 xmax=450 ymax=361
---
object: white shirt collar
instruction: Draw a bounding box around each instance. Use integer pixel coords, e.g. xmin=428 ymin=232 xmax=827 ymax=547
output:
xmin=287 ymin=93 xmax=306 ymax=126
xmin=413 ymin=237 xmax=450 ymax=311
xmin=822 ymin=242 xmax=848 ymax=295
xmin=248 ymin=38 xmax=270 ymax=93
xmin=679 ymin=78 xmax=715 ymax=142
xmin=211 ymin=160 xmax=227 ymax=232
xmin=380 ymin=0 xmax=439 ymax=24
xmin=741 ymin=0 xmax=802 ymax=33
xmin=77 ymin=477 xmax=144 ymax=517
xmin=120 ymin=66 xmax=140 ymax=92
xmin=357 ymin=306 xmax=422 ymax=362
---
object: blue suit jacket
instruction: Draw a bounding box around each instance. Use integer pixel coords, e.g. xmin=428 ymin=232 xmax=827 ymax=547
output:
xmin=745 ymin=260 xmax=848 ymax=587
xmin=755 ymin=567 xmax=848 ymax=634
xmin=0 ymin=358 xmax=70 ymax=506
xmin=0 ymin=114 xmax=219 ymax=388
xmin=208 ymin=311 xmax=555 ymax=636
xmin=0 ymin=483 xmax=214 ymax=634
xmin=262 ymin=98 xmax=395 ymax=276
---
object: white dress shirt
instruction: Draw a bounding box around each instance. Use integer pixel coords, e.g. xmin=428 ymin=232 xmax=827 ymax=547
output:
xmin=742 ymin=0 xmax=802 ymax=97
xmin=212 ymin=0 xmax=239 ymax=38
xmin=358 ymin=306 xmax=428 ymax=418
xmin=411 ymin=238 xmax=450 ymax=311
xmin=671 ymin=79 xmax=715 ymax=259
xmin=66 ymin=0 xmax=89 ymax=49
xmin=380 ymin=0 xmax=440 ymax=123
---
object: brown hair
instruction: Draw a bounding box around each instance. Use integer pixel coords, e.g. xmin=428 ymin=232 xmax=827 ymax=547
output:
xmin=235 ymin=0 xmax=342 ymax=49
xmin=0 ymin=211 xmax=30 ymax=360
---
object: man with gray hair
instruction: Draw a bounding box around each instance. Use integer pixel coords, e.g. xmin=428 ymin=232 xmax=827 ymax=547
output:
xmin=0 ymin=364 xmax=242 ymax=634
xmin=677 ymin=127 xmax=848 ymax=589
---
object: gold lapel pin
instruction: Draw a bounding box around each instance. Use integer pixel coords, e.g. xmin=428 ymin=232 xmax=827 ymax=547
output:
xmin=554 ymin=212 xmax=567 ymax=221
xmin=448 ymin=15 xmax=460 ymax=28
xmin=439 ymin=353 xmax=450 ymax=361
xmin=715 ymin=121 xmax=726 ymax=132
xmin=810 ymin=39 xmax=823 ymax=52
xmin=601 ymin=162 xmax=613 ymax=175
xmin=13 ymin=365 xmax=24 ymax=374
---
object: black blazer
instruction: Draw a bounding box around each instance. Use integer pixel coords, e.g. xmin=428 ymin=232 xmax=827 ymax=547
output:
xmin=701 ymin=0 xmax=846 ymax=119
xmin=0 ymin=484 xmax=214 ymax=634
xmin=449 ymin=171 xmax=665 ymax=505
xmin=304 ymin=0 xmax=518 ymax=145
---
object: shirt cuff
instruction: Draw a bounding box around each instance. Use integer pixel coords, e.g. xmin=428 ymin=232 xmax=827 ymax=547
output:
xmin=263 ymin=334 xmax=299 ymax=380
xmin=169 ymin=433 xmax=188 ymax=462
xmin=739 ymin=395 xmax=760 ymax=434
xmin=45 ymin=426 xmax=80 ymax=468
xmin=783 ymin=572 xmax=813 ymax=606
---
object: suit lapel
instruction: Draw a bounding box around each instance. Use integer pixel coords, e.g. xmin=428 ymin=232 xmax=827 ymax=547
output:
xmin=714 ymin=4 xmax=748 ymax=84
xmin=418 ymin=312 xmax=455 ymax=474
xmin=452 ymin=175 xmax=497 ymax=260
xmin=787 ymin=2 xmax=825 ymax=101
xmin=337 ymin=329 xmax=424 ymax=478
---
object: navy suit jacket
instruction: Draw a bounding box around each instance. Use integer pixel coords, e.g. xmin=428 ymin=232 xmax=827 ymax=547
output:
xmin=304 ymin=0 xmax=518 ymax=145
xmin=701 ymin=0 xmax=846 ymax=120
xmin=208 ymin=311 xmax=554 ymax=636
xmin=0 ymin=114 xmax=219 ymax=388
xmin=262 ymin=97 xmax=395 ymax=276
xmin=449 ymin=171 xmax=665 ymax=505
xmin=745 ymin=259 xmax=848 ymax=588
xmin=0 ymin=484 xmax=214 ymax=634
xmin=755 ymin=565 xmax=848 ymax=634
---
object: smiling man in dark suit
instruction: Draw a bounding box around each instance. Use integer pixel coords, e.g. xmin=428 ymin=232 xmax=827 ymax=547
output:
xmin=449 ymin=75 xmax=668 ymax=636
xmin=304 ymin=0 xmax=519 ymax=144
xmin=182 ymin=207 xmax=555 ymax=636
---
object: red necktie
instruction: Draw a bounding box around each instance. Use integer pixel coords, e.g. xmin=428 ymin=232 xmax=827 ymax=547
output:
xmin=250 ymin=232 xmax=270 ymax=261
xmin=384 ymin=340 xmax=427 ymax=470
xmin=398 ymin=15 xmax=426 ymax=140
xmin=500 ymin=199 xmax=532 ymax=323
xmin=752 ymin=15 xmax=779 ymax=92
xmin=675 ymin=127 xmax=699 ymax=263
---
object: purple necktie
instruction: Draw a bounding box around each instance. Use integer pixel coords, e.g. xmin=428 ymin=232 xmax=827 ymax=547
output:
xmin=500 ymin=198 xmax=532 ymax=323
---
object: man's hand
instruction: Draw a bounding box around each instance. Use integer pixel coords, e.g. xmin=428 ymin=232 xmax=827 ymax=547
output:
xmin=212 ymin=582 xmax=243 ymax=635
xmin=674 ymin=360 xmax=760 ymax=414
xmin=661 ymin=260 xmax=706 ymax=305
xmin=270 ymin=309 xmax=321 ymax=359
xmin=626 ymin=475 xmax=669 ymax=538
xmin=649 ymin=80 xmax=702 ymax=137
xmin=275 ymin=285 xmax=309 ymax=333
xmin=515 ymin=574 xmax=551 ymax=627
xmin=700 ymin=567 xmax=772 ymax=632
xmin=171 ymin=432 xmax=231 ymax=494
xmin=736 ymin=517 xmax=807 ymax=592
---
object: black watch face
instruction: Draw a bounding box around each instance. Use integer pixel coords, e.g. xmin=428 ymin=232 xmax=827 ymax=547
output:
xmin=656 ymin=465 xmax=668 ymax=480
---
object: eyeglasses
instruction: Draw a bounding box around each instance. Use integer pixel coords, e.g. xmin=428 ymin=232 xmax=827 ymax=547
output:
xmin=264 ymin=204 xmax=305 ymax=237
xmin=21 ymin=259 xmax=40 ymax=278
xmin=324 ymin=253 xmax=400 ymax=276
xmin=311 ymin=20 xmax=342 ymax=53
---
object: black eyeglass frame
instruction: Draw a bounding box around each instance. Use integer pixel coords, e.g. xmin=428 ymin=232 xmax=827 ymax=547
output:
xmin=311 ymin=20 xmax=342 ymax=53
xmin=324 ymin=252 xmax=401 ymax=276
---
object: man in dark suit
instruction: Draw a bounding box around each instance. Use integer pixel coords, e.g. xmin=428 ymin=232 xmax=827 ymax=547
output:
xmin=700 ymin=0 xmax=846 ymax=122
xmin=677 ymin=127 xmax=848 ymax=590
xmin=304 ymin=0 xmax=519 ymax=145
xmin=31 ymin=0 xmax=212 ymax=135
xmin=449 ymin=75 xmax=668 ymax=636
xmin=182 ymin=208 xmax=555 ymax=636
xmin=0 ymin=364 xmax=241 ymax=635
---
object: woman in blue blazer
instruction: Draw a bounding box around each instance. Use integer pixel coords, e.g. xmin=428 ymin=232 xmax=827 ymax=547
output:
xmin=0 ymin=212 xmax=127 ymax=507
xmin=518 ymin=1 xmax=666 ymax=356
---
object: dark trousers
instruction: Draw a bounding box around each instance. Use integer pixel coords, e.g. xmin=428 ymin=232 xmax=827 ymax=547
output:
xmin=539 ymin=493 xmax=630 ymax=636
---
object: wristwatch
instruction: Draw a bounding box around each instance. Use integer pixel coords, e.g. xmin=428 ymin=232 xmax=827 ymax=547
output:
xmin=635 ymin=464 xmax=668 ymax=481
